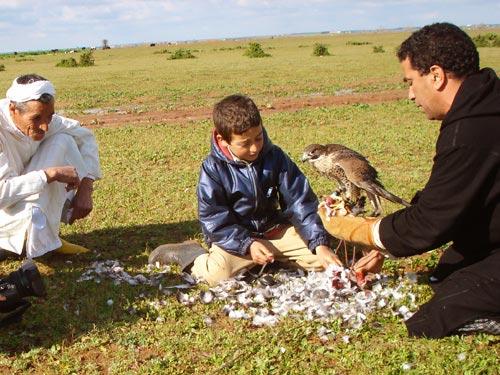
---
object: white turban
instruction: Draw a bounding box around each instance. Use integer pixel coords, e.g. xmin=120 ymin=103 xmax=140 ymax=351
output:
xmin=6 ymin=77 xmax=56 ymax=103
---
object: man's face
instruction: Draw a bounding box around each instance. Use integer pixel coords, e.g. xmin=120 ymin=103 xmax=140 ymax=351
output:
xmin=9 ymin=100 xmax=55 ymax=141
xmin=226 ymin=125 xmax=264 ymax=162
xmin=401 ymin=57 xmax=444 ymax=120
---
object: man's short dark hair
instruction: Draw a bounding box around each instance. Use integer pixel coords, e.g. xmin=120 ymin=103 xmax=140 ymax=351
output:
xmin=213 ymin=94 xmax=262 ymax=142
xmin=397 ymin=22 xmax=479 ymax=78
xmin=16 ymin=74 xmax=48 ymax=85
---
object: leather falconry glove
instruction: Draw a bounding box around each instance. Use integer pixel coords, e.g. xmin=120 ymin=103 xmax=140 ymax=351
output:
xmin=317 ymin=205 xmax=379 ymax=248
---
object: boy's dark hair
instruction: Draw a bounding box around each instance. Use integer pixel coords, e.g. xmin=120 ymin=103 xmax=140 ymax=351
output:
xmin=397 ymin=22 xmax=479 ymax=78
xmin=213 ymin=94 xmax=262 ymax=142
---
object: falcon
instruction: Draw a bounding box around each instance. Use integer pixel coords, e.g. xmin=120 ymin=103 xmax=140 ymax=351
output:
xmin=301 ymin=143 xmax=411 ymax=216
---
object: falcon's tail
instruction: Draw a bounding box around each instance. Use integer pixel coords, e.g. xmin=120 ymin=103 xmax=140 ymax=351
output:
xmin=361 ymin=182 xmax=411 ymax=207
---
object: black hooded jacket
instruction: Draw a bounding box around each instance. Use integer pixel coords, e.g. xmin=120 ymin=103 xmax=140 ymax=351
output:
xmin=380 ymin=68 xmax=500 ymax=267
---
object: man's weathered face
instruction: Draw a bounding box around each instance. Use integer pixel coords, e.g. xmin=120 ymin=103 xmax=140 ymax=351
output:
xmin=9 ymin=100 xmax=55 ymax=141
xmin=401 ymin=57 xmax=444 ymax=120
xmin=224 ymin=125 xmax=264 ymax=162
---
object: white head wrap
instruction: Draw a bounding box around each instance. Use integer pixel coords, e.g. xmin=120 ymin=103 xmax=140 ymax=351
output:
xmin=5 ymin=77 xmax=56 ymax=103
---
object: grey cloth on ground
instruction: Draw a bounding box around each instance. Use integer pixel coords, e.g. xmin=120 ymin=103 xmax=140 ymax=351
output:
xmin=148 ymin=240 xmax=207 ymax=271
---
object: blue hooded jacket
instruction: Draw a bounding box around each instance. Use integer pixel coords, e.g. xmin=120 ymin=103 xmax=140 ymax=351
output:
xmin=197 ymin=128 xmax=330 ymax=256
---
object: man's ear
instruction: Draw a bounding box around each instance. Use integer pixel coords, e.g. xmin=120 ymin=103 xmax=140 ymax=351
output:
xmin=8 ymin=102 xmax=16 ymax=116
xmin=216 ymin=133 xmax=230 ymax=147
xmin=429 ymin=65 xmax=447 ymax=90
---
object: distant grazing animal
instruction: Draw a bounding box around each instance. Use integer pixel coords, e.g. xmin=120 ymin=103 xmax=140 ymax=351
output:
xmin=301 ymin=143 xmax=411 ymax=216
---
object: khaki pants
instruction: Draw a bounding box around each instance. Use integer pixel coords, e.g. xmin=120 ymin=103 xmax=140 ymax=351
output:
xmin=192 ymin=225 xmax=323 ymax=286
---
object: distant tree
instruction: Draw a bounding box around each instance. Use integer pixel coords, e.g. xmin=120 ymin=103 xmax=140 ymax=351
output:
xmin=102 ymin=39 xmax=110 ymax=50
xmin=312 ymin=43 xmax=330 ymax=56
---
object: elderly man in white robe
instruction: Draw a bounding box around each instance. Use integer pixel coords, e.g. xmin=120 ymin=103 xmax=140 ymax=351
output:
xmin=0 ymin=74 xmax=101 ymax=259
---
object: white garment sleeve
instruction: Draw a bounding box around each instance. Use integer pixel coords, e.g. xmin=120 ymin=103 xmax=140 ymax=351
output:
xmin=46 ymin=115 xmax=102 ymax=180
xmin=0 ymin=146 xmax=47 ymax=209
xmin=372 ymin=219 xmax=396 ymax=259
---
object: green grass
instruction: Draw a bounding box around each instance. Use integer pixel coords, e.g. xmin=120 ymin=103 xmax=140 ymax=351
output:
xmin=0 ymin=29 xmax=499 ymax=373
xmin=0 ymin=29 xmax=497 ymax=114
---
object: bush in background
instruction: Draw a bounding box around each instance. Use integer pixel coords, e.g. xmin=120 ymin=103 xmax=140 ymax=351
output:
xmin=0 ymin=64 xmax=5 ymax=71
xmin=346 ymin=41 xmax=371 ymax=46
xmin=56 ymin=51 xmax=94 ymax=67
xmin=168 ymin=49 xmax=196 ymax=60
xmin=373 ymin=45 xmax=385 ymax=53
xmin=79 ymin=50 xmax=95 ymax=66
xmin=56 ymin=57 xmax=78 ymax=67
xmin=312 ymin=43 xmax=330 ymax=56
xmin=244 ymin=42 xmax=271 ymax=58
xmin=472 ymin=33 xmax=500 ymax=47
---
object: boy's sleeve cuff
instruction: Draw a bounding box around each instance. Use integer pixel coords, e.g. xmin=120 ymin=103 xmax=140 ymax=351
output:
xmin=308 ymin=235 xmax=330 ymax=254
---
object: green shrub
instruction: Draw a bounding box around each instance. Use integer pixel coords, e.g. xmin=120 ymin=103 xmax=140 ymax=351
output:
xmin=312 ymin=43 xmax=330 ymax=56
xmin=472 ymin=33 xmax=500 ymax=47
xmin=15 ymin=57 xmax=35 ymax=62
xmin=154 ymin=49 xmax=171 ymax=54
xmin=79 ymin=50 xmax=95 ymax=66
xmin=0 ymin=64 xmax=5 ymax=71
xmin=244 ymin=42 xmax=271 ymax=58
xmin=56 ymin=57 xmax=78 ymax=67
xmin=373 ymin=45 xmax=385 ymax=53
xmin=168 ymin=49 xmax=195 ymax=60
xmin=346 ymin=41 xmax=371 ymax=46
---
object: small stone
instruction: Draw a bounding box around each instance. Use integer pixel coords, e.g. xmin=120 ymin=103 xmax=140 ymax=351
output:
xmin=457 ymin=352 xmax=466 ymax=361
xmin=106 ymin=299 xmax=114 ymax=306
xmin=402 ymin=363 xmax=412 ymax=371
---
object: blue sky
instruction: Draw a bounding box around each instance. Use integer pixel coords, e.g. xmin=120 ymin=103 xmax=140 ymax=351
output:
xmin=0 ymin=0 xmax=498 ymax=52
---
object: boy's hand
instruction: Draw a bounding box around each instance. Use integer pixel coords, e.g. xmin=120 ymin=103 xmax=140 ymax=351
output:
xmin=249 ymin=239 xmax=275 ymax=265
xmin=315 ymin=245 xmax=343 ymax=269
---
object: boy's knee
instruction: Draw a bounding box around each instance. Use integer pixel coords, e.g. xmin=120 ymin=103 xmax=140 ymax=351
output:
xmin=191 ymin=252 xmax=233 ymax=286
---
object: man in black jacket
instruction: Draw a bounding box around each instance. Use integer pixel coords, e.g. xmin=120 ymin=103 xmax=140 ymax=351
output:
xmin=319 ymin=22 xmax=500 ymax=338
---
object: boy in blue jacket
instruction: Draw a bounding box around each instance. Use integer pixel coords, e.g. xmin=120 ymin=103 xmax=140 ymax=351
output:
xmin=191 ymin=94 xmax=341 ymax=285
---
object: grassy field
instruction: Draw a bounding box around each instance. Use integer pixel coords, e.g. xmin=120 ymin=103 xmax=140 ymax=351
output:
xmin=1 ymin=28 xmax=499 ymax=113
xmin=0 ymin=29 xmax=499 ymax=374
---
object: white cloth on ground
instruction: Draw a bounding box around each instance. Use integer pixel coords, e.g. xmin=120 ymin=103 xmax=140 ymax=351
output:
xmin=0 ymin=98 xmax=101 ymax=257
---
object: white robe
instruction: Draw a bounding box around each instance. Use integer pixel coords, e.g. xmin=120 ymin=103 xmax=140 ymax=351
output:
xmin=0 ymin=98 xmax=101 ymax=257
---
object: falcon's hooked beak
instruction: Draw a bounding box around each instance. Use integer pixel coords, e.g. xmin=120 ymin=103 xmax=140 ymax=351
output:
xmin=301 ymin=152 xmax=313 ymax=162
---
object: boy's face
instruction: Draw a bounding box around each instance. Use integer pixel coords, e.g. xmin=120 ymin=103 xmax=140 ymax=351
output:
xmin=221 ymin=125 xmax=264 ymax=162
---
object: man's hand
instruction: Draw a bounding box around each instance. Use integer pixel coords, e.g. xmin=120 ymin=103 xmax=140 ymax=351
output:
xmin=69 ymin=177 xmax=94 ymax=224
xmin=315 ymin=245 xmax=343 ymax=269
xmin=249 ymin=239 xmax=275 ymax=265
xmin=353 ymin=249 xmax=385 ymax=274
xmin=44 ymin=166 xmax=80 ymax=191
xmin=318 ymin=205 xmax=379 ymax=248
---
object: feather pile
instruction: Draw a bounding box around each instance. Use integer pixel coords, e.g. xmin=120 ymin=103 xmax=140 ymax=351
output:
xmin=78 ymin=261 xmax=418 ymax=335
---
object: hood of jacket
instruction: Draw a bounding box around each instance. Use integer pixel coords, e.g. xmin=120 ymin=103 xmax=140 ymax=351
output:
xmin=442 ymin=68 xmax=500 ymax=129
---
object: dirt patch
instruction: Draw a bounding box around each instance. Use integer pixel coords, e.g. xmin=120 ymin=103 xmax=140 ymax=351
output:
xmin=76 ymin=89 xmax=406 ymax=129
